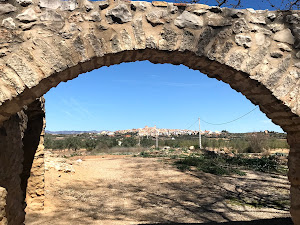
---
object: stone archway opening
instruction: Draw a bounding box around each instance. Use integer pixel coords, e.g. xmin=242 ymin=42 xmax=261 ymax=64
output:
xmin=23 ymin=60 xmax=291 ymax=225
xmin=0 ymin=0 xmax=300 ymax=224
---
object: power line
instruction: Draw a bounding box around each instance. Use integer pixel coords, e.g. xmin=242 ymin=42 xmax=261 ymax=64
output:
xmin=201 ymin=106 xmax=259 ymax=126
xmin=186 ymin=119 xmax=198 ymax=130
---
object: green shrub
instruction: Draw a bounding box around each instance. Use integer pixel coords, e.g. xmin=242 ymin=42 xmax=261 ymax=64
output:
xmin=175 ymin=153 xmax=282 ymax=176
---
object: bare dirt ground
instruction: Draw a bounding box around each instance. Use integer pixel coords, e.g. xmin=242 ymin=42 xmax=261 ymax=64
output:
xmin=25 ymin=152 xmax=292 ymax=225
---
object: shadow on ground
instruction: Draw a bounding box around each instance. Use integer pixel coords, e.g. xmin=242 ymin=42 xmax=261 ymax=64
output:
xmin=26 ymin=157 xmax=291 ymax=225
xmin=138 ymin=217 xmax=293 ymax=224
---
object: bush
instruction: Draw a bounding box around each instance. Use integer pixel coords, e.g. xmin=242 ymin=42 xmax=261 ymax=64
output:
xmin=175 ymin=154 xmax=246 ymax=176
xmin=175 ymin=153 xmax=281 ymax=176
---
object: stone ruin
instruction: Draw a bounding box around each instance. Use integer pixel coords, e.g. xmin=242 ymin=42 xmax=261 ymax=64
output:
xmin=0 ymin=0 xmax=300 ymax=224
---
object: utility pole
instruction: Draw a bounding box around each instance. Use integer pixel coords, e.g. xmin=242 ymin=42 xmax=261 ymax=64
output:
xmin=156 ymin=126 xmax=159 ymax=149
xmin=138 ymin=135 xmax=141 ymax=147
xmin=199 ymin=118 xmax=202 ymax=149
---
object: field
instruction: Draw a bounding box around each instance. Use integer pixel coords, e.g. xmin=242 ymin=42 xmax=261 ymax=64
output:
xmin=25 ymin=149 xmax=292 ymax=225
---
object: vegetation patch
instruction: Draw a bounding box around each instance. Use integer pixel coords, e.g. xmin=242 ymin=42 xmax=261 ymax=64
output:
xmin=174 ymin=152 xmax=285 ymax=176
xmin=226 ymin=196 xmax=290 ymax=211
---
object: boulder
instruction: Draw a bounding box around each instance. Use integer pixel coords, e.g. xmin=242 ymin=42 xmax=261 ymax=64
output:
xmin=16 ymin=8 xmax=38 ymax=23
xmin=207 ymin=13 xmax=231 ymax=27
xmin=106 ymin=4 xmax=132 ymax=24
xmin=174 ymin=11 xmax=203 ymax=29
xmin=99 ymin=1 xmax=109 ymax=10
xmin=2 ymin=17 xmax=15 ymax=29
xmin=235 ymin=34 xmax=252 ymax=48
xmin=152 ymin=1 xmax=167 ymax=7
xmin=0 ymin=3 xmax=16 ymax=15
xmin=146 ymin=10 xmax=170 ymax=26
xmin=274 ymin=29 xmax=295 ymax=45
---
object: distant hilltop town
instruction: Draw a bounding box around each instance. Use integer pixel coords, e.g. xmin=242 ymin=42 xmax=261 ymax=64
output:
xmin=99 ymin=126 xmax=221 ymax=137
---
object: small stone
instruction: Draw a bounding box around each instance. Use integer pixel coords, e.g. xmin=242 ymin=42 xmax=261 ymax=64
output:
xmin=192 ymin=9 xmax=207 ymax=16
xmin=267 ymin=12 xmax=276 ymax=21
xmin=132 ymin=17 xmax=145 ymax=49
xmin=121 ymin=29 xmax=132 ymax=50
xmin=87 ymin=11 xmax=101 ymax=22
xmin=152 ymin=1 xmax=167 ymax=7
xmin=68 ymin=12 xmax=83 ymax=23
xmin=98 ymin=24 xmax=108 ymax=30
xmin=131 ymin=2 xmax=147 ymax=11
xmin=232 ymin=18 xmax=249 ymax=34
xmin=16 ymin=0 xmax=32 ymax=6
xmin=2 ymin=17 xmax=15 ymax=29
xmin=274 ymin=29 xmax=295 ymax=45
xmin=179 ymin=30 xmax=195 ymax=51
xmin=296 ymin=51 xmax=300 ymax=59
xmin=250 ymin=15 xmax=266 ymax=24
xmin=146 ymin=36 xmax=156 ymax=48
xmin=16 ymin=8 xmax=38 ymax=23
xmin=250 ymin=25 xmax=273 ymax=36
xmin=174 ymin=11 xmax=203 ymax=29
xmin=278 ymin=43 xmax=292 ymax=52
xmin=270 ymin=51 xmax=283 ymax=58
xmin=99 ymin=1 xmax=109 ymax=10
xmin=0 ymin=28 xmax=12 ymax=44
xmin=268 ymin=23 xmax=285 ymax=33
xmin=294 ymin=63 xmax=300 ymax=69
xmin=293 ymin=28 xmax=300 ymax=39
xmin=168 ymin=4 xmax=178 ymax=14
xmin=106 ymin=4 xmax=132 ymax=24
xmin=146 ymin=10 xmax=169 ymax=26
xmin=247 ymin=8 xmax=256 ymax=13
xmin=207 ymin=14 xmax=231 ymax=27
xmin=255 ymin=33 xmax=265 ymax=46
xmin=60 ymin=32 xmax=72 ymax=39
xmin=290 ymin=70 xmax=300 ymax=79
xmin=83 ymin=0 xmax=94 ymax=12
xmin=0 ymin=3 xmax=16 ymax=15
xmin=60 ymin=0 xmax=77 ymax=11
xmin=225 ymin=8 xmax=244 ymax=18
xmin=19 ymin=22 xmax=36 ymax=30
xmin=39 ymin=0 xmax=61 ymax=9
xmin=173 ymin=3 xmax=186 ymax=7
xmin=235 ymin=34 xmax=252 ymax=48
xmin=159 ymin=27 xmax=177 ymax=50
xmin=40 ymin=10 xmax=63 ymax=21
xmin=286 ymin=14 xmax=300 ymax=24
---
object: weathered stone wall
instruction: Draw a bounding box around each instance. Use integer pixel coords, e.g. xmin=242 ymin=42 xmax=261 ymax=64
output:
xmin=0 ymin=109 xmax=28 ymax=225
xmin=0 ymin=0 xmax=300 ymax=224
xmin=21 ymin=98 xmax=45 ymax=212
xmin=0 ymin=187 xmax=7 ymax=225
xmin=0 ymin=98 xmax=45 ymax=225
xmin=288 ymin=132 xmax=300 ymax=225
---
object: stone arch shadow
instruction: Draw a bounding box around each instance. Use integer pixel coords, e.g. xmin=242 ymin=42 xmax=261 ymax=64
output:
xmin=0 ymin=0 xmax=300 ymax=224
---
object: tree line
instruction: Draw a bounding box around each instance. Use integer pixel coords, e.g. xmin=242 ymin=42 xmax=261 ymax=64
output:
xmin=45 ymin=132 xmax=289 ymax=153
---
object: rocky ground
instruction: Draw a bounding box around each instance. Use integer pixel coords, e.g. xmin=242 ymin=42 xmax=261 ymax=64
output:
xmin=25 ymin=151 xmax=292 ymax=225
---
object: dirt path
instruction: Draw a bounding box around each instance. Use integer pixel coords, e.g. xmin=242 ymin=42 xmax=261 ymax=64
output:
xmin=25 ymin=154 xmax=292 ymax=225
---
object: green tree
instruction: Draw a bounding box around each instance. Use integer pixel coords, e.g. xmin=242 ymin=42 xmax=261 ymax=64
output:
xmin=122 ymin=137 xmax=137 ymax=147
xmin=65 ymin=136 xmax=81 ymax=151
xmin=246 ymin=133 xmax=268 ymax=153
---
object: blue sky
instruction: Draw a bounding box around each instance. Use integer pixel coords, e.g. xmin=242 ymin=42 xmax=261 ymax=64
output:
xmin=45 ymin=0 xmax=286 ymax=133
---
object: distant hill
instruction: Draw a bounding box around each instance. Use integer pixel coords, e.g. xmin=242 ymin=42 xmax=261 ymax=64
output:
xmin=46 ymin=130 xmax=101 ymax=135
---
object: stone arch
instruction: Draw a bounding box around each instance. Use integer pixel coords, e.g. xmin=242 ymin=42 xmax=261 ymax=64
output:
xmin=0 ymin=0 xmax=300 ymax=224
